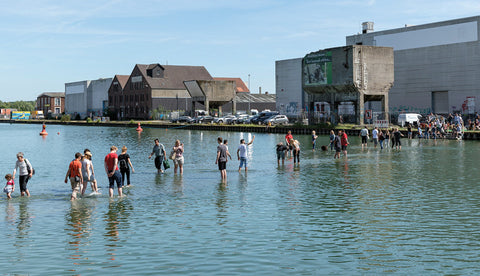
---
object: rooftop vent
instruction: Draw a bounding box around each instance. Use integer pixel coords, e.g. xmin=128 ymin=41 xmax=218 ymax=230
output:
xmin=362 ymin=22 xmax=374 ymax=34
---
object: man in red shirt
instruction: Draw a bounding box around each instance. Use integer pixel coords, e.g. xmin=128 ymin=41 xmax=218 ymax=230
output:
xmin=65 ymin=152 xmax=83 ymax=200
xmin=340 ymin=130 xmax=349 ymax=159
xmin=104 ymin=146 xmax=123 ymax=198
xmin=285 ymin=130 xmax=293 ymax=158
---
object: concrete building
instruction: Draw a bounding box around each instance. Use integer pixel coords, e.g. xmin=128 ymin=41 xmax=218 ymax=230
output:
xmin=36 ymin=92 xmax=65 ymax=116
xmin=276 ymin=46 xmax=394 ymax=124
xmin=276 ymin=58 xmax=305 ymax=117
xmin=346 ymin=16 xmax=480 ymax=115
xmin=65 ymin=78 xmax=112 ymax=119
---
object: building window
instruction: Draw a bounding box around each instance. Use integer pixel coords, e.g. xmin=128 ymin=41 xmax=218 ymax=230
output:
xmin=55 ymin=97 xmax=61 ymax=106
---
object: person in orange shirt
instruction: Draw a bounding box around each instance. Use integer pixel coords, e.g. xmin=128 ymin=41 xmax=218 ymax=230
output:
xmin=65 ymin=152 xmax=83 ymax=200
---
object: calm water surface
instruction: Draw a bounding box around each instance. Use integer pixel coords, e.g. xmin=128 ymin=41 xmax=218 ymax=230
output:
xmin=1 ymin=123 xmax=480 ymax=275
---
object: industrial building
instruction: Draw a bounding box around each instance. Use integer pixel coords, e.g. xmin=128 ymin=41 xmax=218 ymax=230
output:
xmin=276 ymin=46 xmax=394 ymax=124
xmin=108 ymin=63 xmax=269 ymax=120
xmin=346 ymin=16 xmax=480 ymax=115
xmin=65 ymin=78 xmax=112 ymax=119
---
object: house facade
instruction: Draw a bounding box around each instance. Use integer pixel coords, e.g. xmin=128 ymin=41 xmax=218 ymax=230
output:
xmin=36 ymin=92 xmax=65 ymax=116
xmin=108 ymin=63 xmax=212 ymax=120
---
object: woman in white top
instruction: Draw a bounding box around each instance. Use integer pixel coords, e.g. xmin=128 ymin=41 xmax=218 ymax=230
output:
xmin=12 ymin=152 xmax=33 ymax=197
xmin=81 ymin=151 xmax=98 ymax=194
xmin=173 ymin=140 xmax=184 ymax=175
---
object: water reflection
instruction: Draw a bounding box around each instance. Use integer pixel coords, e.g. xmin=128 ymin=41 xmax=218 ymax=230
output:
xmin=172 ymin=174 xmax=183 ymax=195
xmin=215 ymin=183 xmax=228 ymax=226
xmin=16 ymin=199 xmax=32 ymax=241
xmin=104 ymin=199 xmax=132 ymax=262
xmin=65 ymin=199 xmax=95 ymax=265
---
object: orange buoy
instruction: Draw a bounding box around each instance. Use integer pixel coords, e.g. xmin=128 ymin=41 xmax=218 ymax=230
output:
xmin=136 ymin=122 xmax=143 ymax=132
xmin=39 ymin=124 xmax=48 ymax=136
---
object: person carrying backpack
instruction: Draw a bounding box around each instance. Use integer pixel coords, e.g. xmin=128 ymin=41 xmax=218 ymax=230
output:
xmin=118 ymin=146 xmax=135 ymax=187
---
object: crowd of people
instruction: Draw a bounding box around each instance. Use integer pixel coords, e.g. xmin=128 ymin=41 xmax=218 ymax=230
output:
xmin=4 ymin=114 xmax=472 ymax=200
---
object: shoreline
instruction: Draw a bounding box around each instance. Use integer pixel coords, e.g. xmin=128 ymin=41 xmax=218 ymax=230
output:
xmin=2 ymin=119 xmax=480 ymax=140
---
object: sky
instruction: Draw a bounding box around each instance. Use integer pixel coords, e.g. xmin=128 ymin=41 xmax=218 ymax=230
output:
xmin=2 ymin=0 xmax=480 ymax=101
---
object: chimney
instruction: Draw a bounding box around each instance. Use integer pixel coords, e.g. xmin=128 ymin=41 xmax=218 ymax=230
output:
xmin=362 ymin=22 xmax=374 ymax=34
xmin=259 ymin=86 xmax=262 ymax=94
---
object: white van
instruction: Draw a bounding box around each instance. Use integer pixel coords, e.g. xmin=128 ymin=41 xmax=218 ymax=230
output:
xmin=398 ymin=113 xmax=421 ymax=127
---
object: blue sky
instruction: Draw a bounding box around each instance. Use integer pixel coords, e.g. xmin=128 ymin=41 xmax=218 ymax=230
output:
xmin=2 ymin=0 xmax=480 ymax=101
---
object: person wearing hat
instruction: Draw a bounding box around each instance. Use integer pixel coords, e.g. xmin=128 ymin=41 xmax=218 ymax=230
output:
xmin=81 ymin=150 xmax=98 ymax=194
xmin=12 ymin=152 xmax=33 ymax=197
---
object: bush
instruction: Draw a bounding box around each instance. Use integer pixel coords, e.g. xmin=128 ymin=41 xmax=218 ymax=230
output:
xmin=86 ymin=117 xmax=93 ymax=123
xmin=129 ymin=119 xmax=136 ymax=124
xmin=60 ymin=114 xmax=71 ymax=122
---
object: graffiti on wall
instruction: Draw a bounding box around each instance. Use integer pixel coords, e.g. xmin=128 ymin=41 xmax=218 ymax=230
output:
xmin=391 ymin=105 xmax=431 ymax=114
xmin=279 ymin=102 xmax=300 ymax=116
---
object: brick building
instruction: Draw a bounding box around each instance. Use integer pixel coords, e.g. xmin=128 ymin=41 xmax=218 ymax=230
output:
xmin=36 ymin=92 xmax=65 ymax=116
xmin=108 ymin=63 xmax=213 ymax=120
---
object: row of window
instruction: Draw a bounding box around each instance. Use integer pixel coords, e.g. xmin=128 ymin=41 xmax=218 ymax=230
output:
xmin=37 ymin=97 xmax=62 ymax=107
xmin=114 ymin=106 xmax=149 ymax=115
xmin=109 ymin=94 xmax=148 ymax=105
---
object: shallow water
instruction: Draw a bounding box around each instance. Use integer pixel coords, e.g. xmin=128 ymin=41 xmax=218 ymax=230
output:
xmin=1 ymin=123 xmax=480 ymax=275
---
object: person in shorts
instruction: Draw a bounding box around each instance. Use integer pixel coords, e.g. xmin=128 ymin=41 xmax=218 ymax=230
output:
xmin=237 ymin=135 xmax=255 ymax=172
xmin=172 ymin=140 xmax=184 ymax=175
xmin=104 ymin=146 xmax=123 ymax=197
xmin=215 ymin=137 xmax=229 ymax=180
xmin=65 ymin=152 xmax=83 ymax=200
xmin=4 ymin=174 xmax=14 ymax=199
xmin=340 ymin=130 xmax=349 ymax=158
xmin=81 ymin=150 xmax=99 ymax=194
xmin=276 ymin=142 xmax=288 ymax=165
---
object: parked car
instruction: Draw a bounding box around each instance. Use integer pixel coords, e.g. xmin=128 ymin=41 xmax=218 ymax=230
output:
xmin=195 ymin=115 xmax=214 ymax=124
xmin=235 ymin=114 xmax=250 ymax=124
xmin=214 ymin=115 xmax=236 ymax=124
xmin=171 ymin=116 xmax=194 ymax=123
xmin=251 ymin=111 xmax=279 ymax=124
xmin=264 ymin=115 xmax=289 ymax=125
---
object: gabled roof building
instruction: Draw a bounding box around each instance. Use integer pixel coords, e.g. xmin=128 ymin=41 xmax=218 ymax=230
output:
xmin=108 ymin=63 xmax=213 ymax=119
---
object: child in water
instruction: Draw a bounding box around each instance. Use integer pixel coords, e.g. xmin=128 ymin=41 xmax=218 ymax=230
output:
xmin=4 ymin=174 xmax=14 ymax=199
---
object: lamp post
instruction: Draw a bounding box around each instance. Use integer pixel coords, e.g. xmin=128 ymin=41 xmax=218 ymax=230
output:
xmin=248 ymin=74 xmax=251 ymax=114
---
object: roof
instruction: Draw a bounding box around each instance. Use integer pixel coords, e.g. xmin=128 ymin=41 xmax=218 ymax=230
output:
xmin=37 ymin=92 xmax=65 ymax=98
xmin=136 ymin=64 xmax=213 ymax=89
xmin=214 ymin=77 xmax=250 ymax=93
xmin=235 ymin=93 xmax=276 ymax=103
xmin=115 ymin=75 xmax=129 ymax=89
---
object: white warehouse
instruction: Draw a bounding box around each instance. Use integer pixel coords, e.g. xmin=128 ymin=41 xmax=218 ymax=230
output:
xmin=65 ymin=78 xmax=112 ymax=119
xmin=346 ymin=16 xmax=480 ymax=115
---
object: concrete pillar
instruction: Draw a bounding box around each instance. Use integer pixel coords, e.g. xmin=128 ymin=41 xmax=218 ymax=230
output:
xmin=358 ymin=93 xmax=365 ymax=125
xmin=232 ymin=98 xmax=236 ymax=115
xmin=382 ymin=94 xmax=389 ymax=122
xmin=205 ymin=99 xmax=209 ymax=114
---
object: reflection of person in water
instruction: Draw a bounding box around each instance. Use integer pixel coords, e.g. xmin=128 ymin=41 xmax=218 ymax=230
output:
xmin=65 ymin=200 xmax=94 ymax=258
xmin=104 ymin=200 xmax=132 ymax=260
xmin=17 ymin=200 xmax=32 ymax=240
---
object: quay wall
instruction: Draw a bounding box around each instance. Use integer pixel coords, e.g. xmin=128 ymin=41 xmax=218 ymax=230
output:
xmin=3 ymin=119 xmax=480 ymax=140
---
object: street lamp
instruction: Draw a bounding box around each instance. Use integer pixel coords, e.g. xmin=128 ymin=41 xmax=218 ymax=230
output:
xmin=248 ymin=74 xmax=251 ymax=114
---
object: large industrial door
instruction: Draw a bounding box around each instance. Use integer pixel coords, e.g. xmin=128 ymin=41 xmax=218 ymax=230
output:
xmin=432 ymin=91 xmax=449 ymax=114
